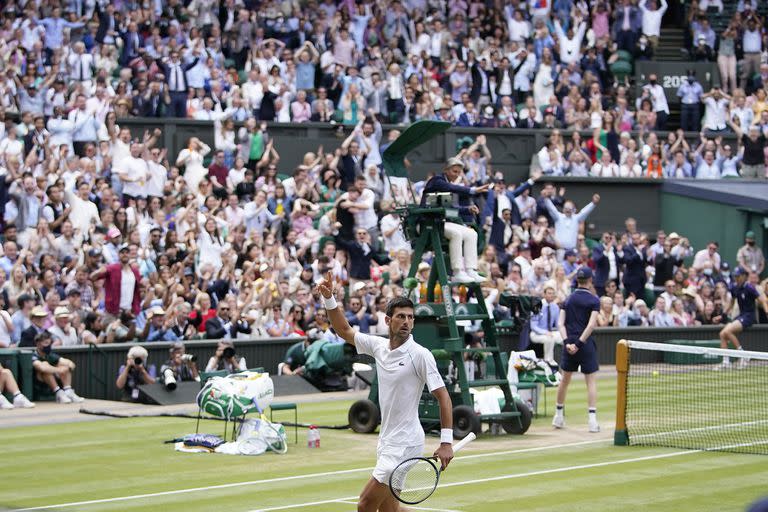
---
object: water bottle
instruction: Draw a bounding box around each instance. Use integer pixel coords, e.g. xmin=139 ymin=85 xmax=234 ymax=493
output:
xmin=307 ymin=425 xmax=315 ymax=448
xmin=307 ymin=425 xmax=320 ymax=448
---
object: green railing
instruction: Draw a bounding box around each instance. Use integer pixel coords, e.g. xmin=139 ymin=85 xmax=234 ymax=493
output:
xmin=2 ymin=337 xmax=301 ymax=401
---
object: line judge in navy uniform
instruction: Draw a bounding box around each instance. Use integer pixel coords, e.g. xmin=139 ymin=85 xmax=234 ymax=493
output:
xmin=718 ymin=267 xmax=768 ymax=368
xmin=552 ymin=267 xmax=601 ymax=433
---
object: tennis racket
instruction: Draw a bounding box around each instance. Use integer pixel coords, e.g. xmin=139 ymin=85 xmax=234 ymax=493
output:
xmin=389 ymin=432 xmax=476 ymax=505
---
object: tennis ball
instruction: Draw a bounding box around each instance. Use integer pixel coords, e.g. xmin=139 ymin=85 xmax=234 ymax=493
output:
xmin=652 ymin=371 xmax=659 ymax=377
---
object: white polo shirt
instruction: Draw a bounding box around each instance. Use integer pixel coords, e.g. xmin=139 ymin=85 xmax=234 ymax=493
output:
xmin=354 ymin=332 xmax=444 ymax=447
xmin=118 ymin=156 xmax=148 ymax=198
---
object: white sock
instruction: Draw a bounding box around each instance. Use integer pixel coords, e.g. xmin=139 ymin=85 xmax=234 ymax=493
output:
xmin=588 ymin=409 xmax=597 ymax=422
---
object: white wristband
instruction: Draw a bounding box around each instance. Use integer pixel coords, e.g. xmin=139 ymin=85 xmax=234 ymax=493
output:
xmin=440 ymin=428 xmax=453 ymax=444
xmin=324 ymin=296 xmax=338 ymax=310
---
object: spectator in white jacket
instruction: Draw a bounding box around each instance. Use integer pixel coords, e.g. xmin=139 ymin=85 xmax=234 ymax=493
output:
xmin=46 ymin=107 xmax=75 ymax=154
xmin=554 ymin=19 xmax=587 ymax=65
xmin=640 ymin=0 xmax=668 ymax=50
xmin=507 ymin=9 xmax=530 ymax=42
xmin=64 ymin=180 xmax=100 ymax=236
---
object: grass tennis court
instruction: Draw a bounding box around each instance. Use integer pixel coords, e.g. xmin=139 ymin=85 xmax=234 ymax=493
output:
xmin=3 ymin=383 xmax=767 ymax=512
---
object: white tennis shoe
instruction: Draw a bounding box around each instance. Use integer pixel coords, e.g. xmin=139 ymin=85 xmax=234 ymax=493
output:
xmin=466 ymin=269 xmax=485 ymax=282
xmin=552 ymin=414 xmax=565 ymax=429
xmin=0 ymin=394 xmax=14 ymax=409
xmin=13 ymin=394 xmax=35 ymax=408
xmin=66 ymin=389 xmax=85 ymax=403
xmin=451 ymin=270 xmax=474 ymax=283
xmin=588 ymin=419 xmax=601 ymax=433
xmin=56 ymin=390 xmax=73 ymax=404
xmin=715 ymin=360 xmax=732 ymax=371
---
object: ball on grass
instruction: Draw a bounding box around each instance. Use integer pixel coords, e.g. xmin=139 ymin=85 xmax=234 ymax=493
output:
xmin=652 ymin=371 xmax=659 ymax=377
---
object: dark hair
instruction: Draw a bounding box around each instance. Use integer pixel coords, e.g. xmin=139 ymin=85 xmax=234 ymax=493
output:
xmin=17 ymin=294 xmax=34 ymax=309
xmin=386 ymin=297 xmax=414 ymax=317
xmin=35 ymin=331 xmax=52 ymax=344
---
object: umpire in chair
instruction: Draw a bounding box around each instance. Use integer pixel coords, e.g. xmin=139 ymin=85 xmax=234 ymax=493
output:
xmin=420 ymin=157 xmax=490 ymax=283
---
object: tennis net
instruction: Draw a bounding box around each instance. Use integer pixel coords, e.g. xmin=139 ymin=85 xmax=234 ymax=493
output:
xmin=614 ymin=340 xmax=768 ymax=455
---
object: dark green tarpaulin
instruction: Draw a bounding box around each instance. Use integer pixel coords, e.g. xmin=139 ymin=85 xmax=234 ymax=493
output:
xmin=382 ymin=120 xmax=452 ymax=178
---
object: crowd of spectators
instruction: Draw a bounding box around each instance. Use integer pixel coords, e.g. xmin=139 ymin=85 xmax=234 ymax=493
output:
xmin=0 ymin=1 xmax=768 ymax=406
xmin=0 ymin=110 xmax=764 ymax=351
xmin=0 ymin=0 xmax=764 ymax=187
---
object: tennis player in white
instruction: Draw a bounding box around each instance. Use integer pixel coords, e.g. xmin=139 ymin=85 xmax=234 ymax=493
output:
xmin=316 ymin=272 xmax=454 ymax=512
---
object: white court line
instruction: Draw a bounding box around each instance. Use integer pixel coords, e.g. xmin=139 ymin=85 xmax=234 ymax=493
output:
xmin=16 ymin=439 xmax=608 ymax=511
xmin=632 ymin=419 xmax=768 ymax=440
xmin=249 ymin=450 xmax=703 ymax=512
xmin=336 ymin=499 xmax=461 ymax=512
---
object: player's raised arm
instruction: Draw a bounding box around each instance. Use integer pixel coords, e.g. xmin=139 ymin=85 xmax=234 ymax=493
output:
xmin=314 ymin=271 xmax=356 ymax=346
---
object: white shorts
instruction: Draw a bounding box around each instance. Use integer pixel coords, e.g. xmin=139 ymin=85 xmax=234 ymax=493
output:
xmin=372 ymin=443 xmax=424 ymax=484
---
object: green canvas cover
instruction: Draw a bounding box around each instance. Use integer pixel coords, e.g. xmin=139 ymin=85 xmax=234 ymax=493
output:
xmin=382 ymin=120 xmax=451 ymax=178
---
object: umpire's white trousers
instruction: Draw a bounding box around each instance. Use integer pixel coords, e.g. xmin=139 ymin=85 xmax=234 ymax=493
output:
xmin=529 ymin=331 xmax=563 ymax=361
xmin=444 ymin=222 xmax=478 ymax=271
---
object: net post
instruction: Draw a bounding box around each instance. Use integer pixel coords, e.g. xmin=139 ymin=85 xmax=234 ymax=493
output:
xmin=614 ymin=339 xmax=630 ymax=446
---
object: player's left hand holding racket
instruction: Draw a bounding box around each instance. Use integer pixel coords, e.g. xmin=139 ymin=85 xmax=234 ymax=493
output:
xmin=389 ymin=432 xmax=476 ymax=505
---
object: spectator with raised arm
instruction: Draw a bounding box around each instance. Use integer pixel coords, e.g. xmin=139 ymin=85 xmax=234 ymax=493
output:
xmin=544 ymin=194 xmax=600 ymax=253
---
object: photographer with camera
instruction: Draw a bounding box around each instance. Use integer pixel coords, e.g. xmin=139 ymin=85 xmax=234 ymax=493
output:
xmin=116 ymin=345 xmax=157 ymax=402
xmin=204 ymin=340 xmax=247 ymax=374
xmin=160 ymin=342 xmax=199 ymax=391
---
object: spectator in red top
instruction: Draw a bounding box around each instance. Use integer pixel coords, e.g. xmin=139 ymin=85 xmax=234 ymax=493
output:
xmin=89 ymin=244 xmax=142 ymax=322
xmin=188 ymin=292 xmax=217 ymax=335
xmin=207 ymin=150 xmax=230 ymax=191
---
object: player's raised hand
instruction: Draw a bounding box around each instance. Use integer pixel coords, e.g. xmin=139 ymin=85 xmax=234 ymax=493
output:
xmin=315 ymin=271 xmax=335 ymax=299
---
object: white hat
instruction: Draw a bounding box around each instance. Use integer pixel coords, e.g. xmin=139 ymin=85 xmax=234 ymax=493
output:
xmin=444 ymin=157 xmax=465 ymax=170
xmin=148 ymin=306 xmax=165 ymax=317
xmin=54 ymin=306 xmax=71 ymax=318
xmin=127 ymin=345 xmax=149 ymax=361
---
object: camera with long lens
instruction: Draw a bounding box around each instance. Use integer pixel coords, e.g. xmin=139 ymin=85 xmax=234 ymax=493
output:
xmin=133 ymin=357 xmax=143 ymax=366
xmin=222 ymin=347 xmax=235 ymax=359
xmin=499 ymin=292 xmax=543 ymax=333
xmin=181 ymin=354 xmax=197 ymax=363
xmin=163 ymin=367 xmax=177 ymax=391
